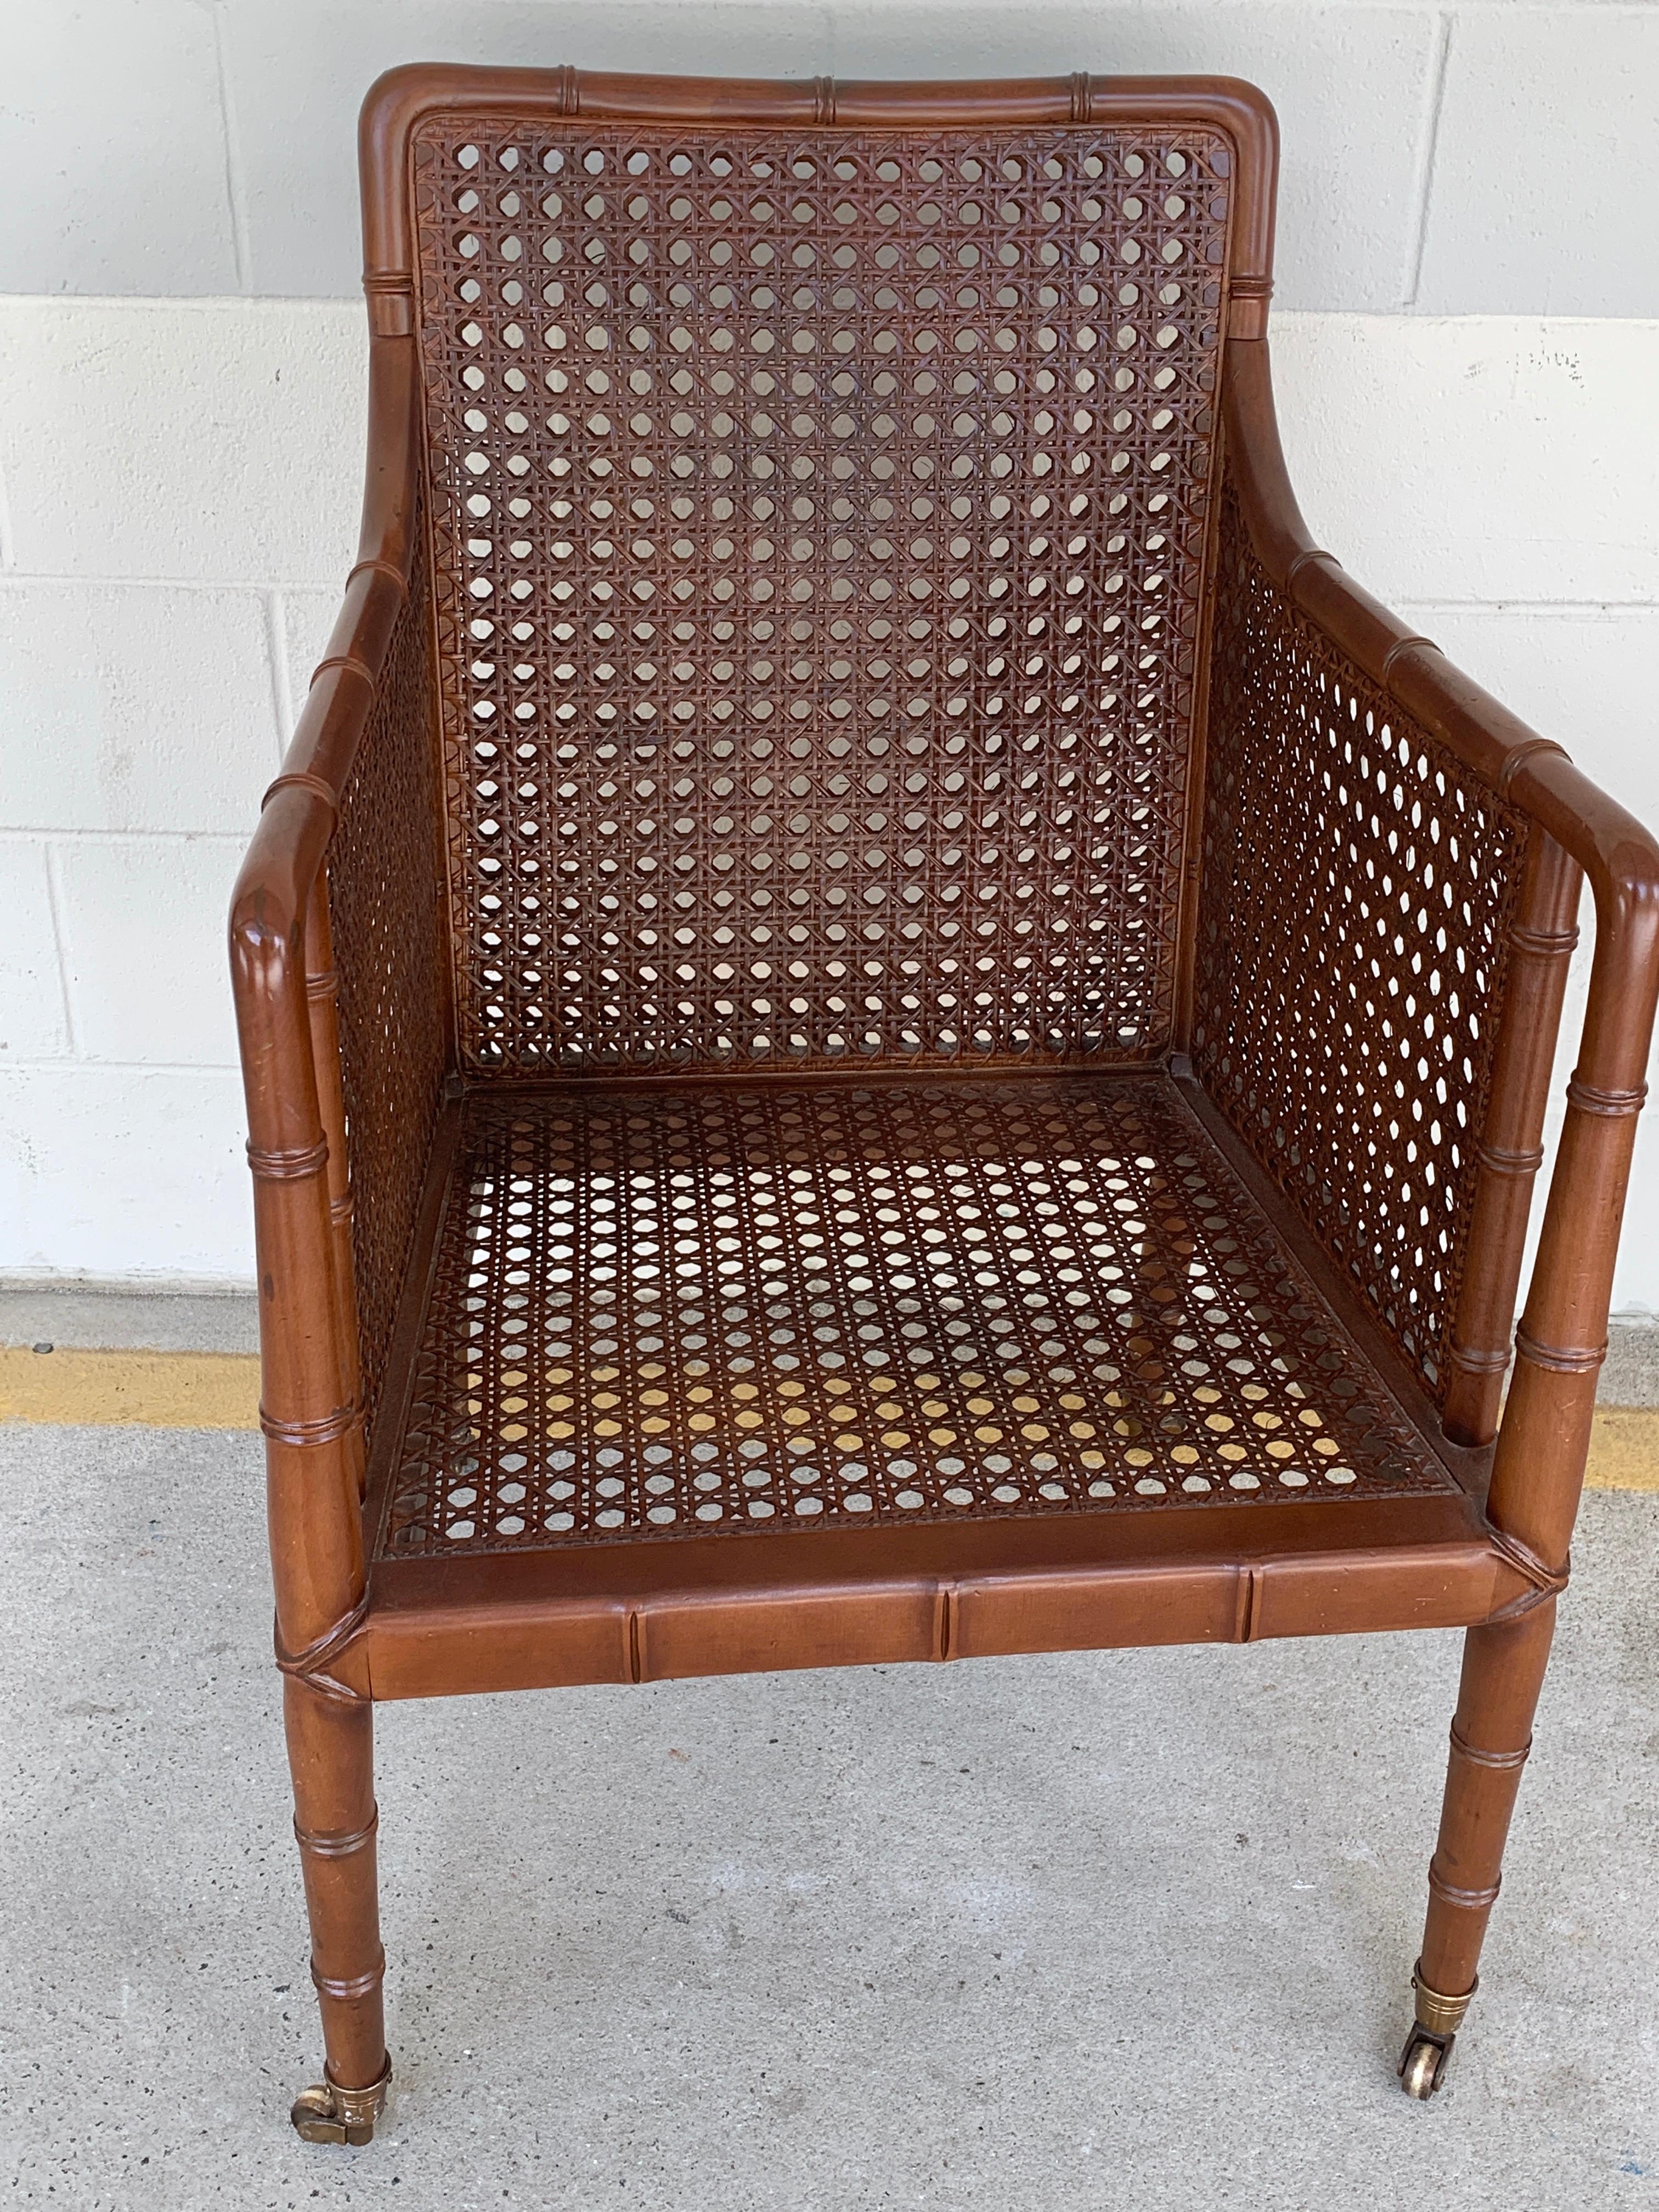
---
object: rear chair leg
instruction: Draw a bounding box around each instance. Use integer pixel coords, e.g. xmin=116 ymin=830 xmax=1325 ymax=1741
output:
xmin=284 ymin=1678 xmax=392 ymax=2144
xmin=1400 ymin=1599 xmax=1555 ymax=2099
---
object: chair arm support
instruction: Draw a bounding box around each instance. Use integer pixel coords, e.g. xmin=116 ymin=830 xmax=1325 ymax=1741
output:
xmin=229 ymin=332 xmax=421 ymax=1139
xmin=1487 ymin=873 xmax=1659 ymax=1571
xmin=228 ymin=330 xmax=422 ymax=1663
xmin=228 ymin=579 xmax=403 ymax=1124
xmin=1222 ymin=332 xmax=1659 ymax=1564
xmin=1223 ymin=337 xmax=1659 ymax=917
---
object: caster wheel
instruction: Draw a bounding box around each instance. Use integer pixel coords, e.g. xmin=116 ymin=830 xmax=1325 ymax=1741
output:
xmin=1398 ymin=2028 xmax=1451 ymax=2100
xmin=290 ymin=2053 xmax=392 ymax=2144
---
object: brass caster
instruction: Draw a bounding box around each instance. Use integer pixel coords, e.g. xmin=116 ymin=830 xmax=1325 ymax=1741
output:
xmin=1398 ymin=1961 xmax=1475 ymax=2101
xmin=290 ymin=2053 xmax=392 ymax=2145
xmin=1398 ymin=2026 xmax=1452 ymax=2100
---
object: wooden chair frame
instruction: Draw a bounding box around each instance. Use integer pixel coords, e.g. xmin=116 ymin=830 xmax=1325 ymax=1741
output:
xmin=229 ymin=65 xmax=1659 ymax=2140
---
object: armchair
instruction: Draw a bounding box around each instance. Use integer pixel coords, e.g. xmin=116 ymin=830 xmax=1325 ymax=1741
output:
xmin=229 ymin=64 xmax=1659 ymax=2140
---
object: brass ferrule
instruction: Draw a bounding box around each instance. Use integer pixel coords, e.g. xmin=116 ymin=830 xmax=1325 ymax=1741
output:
xmin=1412 ymin=1962 xmax=1476 ymax=2039
xmin=324 ymin=2052 xmax=393 ymax=2125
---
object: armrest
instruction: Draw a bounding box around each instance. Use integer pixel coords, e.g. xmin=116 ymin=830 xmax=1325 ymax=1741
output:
xmin=229 ymin=335 xmax=421 ymax=1091
xmin=1212 ymin=335 xmax=1659 ymax=1575
xmin=1222 ymin=339 xmax=1659 ymax=919
xmin=227 ymin=331 xmax=424 ymax=1664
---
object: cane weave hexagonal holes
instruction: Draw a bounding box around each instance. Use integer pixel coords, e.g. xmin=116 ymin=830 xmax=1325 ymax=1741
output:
xmin=409 ymin=119 xmax=1232 ymax=1074
xmin=1192 ymin=481 xmax=1530 ymax=1407
xmin=377 ymin=1077 xmax=1454 ymax=1558
xmin=329 ymin=490 xmax=450 ymax=1453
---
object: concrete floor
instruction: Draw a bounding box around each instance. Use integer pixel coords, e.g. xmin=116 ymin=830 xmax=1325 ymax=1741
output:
xmin=0 ymin=1283 xmax=261 ymax=1356
xmin=3 ymin=1422 xmax=1657 ymax=2211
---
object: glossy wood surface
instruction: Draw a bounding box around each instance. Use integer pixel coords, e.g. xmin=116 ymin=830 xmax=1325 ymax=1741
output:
xmin=226 ymin=65 xmax=1659 ymax=2107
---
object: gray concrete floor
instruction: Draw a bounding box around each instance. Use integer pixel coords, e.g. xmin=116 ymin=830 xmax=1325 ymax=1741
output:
xmin=0 ymin=1283 xmax=261 ymax=1356
xmin=2 ymin=1423 xmax=1657 ymax=2209
xmin=1604 ymin=1319 xmax=1659 ymax=1407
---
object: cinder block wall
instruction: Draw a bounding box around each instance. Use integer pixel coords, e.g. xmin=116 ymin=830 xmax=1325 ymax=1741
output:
xmin=2 ymin=2 xmax=1656 ymax=1300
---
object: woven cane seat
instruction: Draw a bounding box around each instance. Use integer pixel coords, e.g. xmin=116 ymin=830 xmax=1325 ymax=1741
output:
xmin=373 ymin=1074 xmax=1455 ymax=1562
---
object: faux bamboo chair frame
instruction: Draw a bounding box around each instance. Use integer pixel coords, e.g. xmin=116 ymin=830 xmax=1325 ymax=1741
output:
xmin=229 ymin=64 xmax=1659 ymax=2139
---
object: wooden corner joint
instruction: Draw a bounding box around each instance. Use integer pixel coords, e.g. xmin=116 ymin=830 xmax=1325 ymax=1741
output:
xmin=1484 ymin=1528 xmax=1570 ymax=1623
xmin=275 ymin=1593 xmax=373 ymax=1703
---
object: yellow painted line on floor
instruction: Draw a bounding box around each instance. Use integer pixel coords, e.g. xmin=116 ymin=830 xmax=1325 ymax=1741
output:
xmin=0 ymin=1346 xmax=261 ymax=1430
xmin=3 ymin=1347 xmax=1659 ymax=1486
xmin=1584 ymin=1407 xmax=1659 ymax=1492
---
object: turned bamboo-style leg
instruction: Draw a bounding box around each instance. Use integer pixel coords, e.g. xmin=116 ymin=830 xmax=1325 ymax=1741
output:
xmin=285 ymin=1679 xmax=391 ymax=2144
xmin=236 ymin=852 xmax=389 ymax=2141
xmin=1401 ymin=787 xmax=1659 ymax=2097
xmin=1400 ymin=1600 xmax=1555 ymax=2098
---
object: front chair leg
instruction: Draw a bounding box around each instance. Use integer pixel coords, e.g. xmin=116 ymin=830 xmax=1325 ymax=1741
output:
xmin=284 ymin=1677 xmax=392 ymax=2144
xmin=1400 ymin=1598 xmax=1556 ymax=2099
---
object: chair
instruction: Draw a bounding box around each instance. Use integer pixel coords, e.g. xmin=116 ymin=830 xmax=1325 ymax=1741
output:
xmin=229 ymin=64 xmax=1659 ymax=2141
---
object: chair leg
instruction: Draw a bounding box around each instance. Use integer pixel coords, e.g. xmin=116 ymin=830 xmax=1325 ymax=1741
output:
xmin=1399 ymin=1598 xmax=1555 ymax=2099
xmin=283 ymin=1677 xmax=392 ymax=2145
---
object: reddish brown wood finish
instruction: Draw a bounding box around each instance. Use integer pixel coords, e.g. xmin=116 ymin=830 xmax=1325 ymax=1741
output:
xmin=1443 ymin=835 xmax=1582 ymax=1447
xmin=227 ymin=64 xmax=1659 ymax=2121
xmin=285 ymin=1679 xmax=386 ymax=2090
xmin=1418 ymin=1600 xmax=1556 ymax=2001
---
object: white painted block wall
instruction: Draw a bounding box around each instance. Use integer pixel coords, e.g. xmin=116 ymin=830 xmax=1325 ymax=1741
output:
xmin=2 ymin=2 xmax=1657 ymax=1308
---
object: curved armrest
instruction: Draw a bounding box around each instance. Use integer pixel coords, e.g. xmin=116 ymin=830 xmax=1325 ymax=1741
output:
xmin=1223 ymin=338 xmax=1659 ymax=923
xmin=227 ymin=332 xmax=423 ymax=1659
xmin=228 ymin=336 xmax=421 ymax=1158
xmin=1222 ymin=335 xmax=1659 ymax=1572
